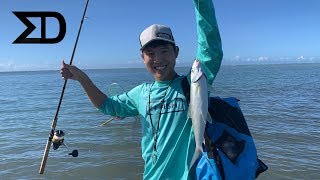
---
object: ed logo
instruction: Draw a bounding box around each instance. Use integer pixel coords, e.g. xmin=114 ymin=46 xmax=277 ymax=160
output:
xmin=12 ymin=11 xmax=66 ymax=44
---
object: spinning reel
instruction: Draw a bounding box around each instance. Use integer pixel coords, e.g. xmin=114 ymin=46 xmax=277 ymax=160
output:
xmin=52 ymin=130 xmax=78 ymax=157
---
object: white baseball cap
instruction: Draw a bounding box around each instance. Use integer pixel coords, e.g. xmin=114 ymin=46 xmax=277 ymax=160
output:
xmin=139 ymin=24 xmax=175 ymax=51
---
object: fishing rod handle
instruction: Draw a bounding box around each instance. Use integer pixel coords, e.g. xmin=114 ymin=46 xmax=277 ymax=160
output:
xmin=39 ymin=139 xmax=52 ymax=174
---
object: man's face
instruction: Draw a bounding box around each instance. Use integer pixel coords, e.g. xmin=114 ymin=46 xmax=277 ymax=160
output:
xmin=141 ymin=43 xmax=179 ymax=81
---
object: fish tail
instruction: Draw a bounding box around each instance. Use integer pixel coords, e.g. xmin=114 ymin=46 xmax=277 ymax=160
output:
xmin=189 ymin=146 xmax=203 ymax=170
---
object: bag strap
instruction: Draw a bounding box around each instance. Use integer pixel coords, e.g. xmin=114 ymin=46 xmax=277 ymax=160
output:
xmin=204 ymin=131 xmax=226 ymax=180
xmin=255 ymin=157 xmax=268 ymax=178
xmin=181 ymin=76 xmax=190 ymax=104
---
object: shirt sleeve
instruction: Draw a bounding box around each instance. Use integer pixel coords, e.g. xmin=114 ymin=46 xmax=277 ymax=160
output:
xmin=190 ymin=0 xmax=223 ymax=85
xmin=98 ymin=84 xmax=143 ymax=117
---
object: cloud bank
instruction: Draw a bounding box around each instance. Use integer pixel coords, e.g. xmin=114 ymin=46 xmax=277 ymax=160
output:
xmin=1 ymin=56 xmax=319 ymax=72
xmin=222 ymin=56 xmax=320 ymax=65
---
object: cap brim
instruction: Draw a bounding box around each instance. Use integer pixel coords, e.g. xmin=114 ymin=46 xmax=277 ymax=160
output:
xmin=140 ymin=38 xmax=175 ymax=51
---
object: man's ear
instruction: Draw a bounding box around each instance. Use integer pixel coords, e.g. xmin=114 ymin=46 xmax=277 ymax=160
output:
xmin=175 ymin=46 xmax=179 ymax=58
xmin=141 ymin=53 xmax=146 ymax=63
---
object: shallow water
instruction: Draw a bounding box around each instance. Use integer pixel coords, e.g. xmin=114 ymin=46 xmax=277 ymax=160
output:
xmin=0 ymin=63 xmax=319 ymax=179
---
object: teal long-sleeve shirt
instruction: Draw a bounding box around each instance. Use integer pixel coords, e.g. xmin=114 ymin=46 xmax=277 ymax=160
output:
xmin=99 ymin=0 xmax=223 ymax=179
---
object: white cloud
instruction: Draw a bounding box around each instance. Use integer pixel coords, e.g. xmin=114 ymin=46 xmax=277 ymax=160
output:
xmin=297 ymin=56 xmax=305 ymax=61
xmin=127 ymin=59 xmax=142 ymax=64
xmin=232 ymin=55 xmax=241 ymax=61
xmin=0 ymin=59 xmax=59 ymax=72
xmin=257 ymin=56 xmax=269 ymax=61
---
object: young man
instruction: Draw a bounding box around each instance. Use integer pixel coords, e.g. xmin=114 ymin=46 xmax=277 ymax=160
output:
xmin=60 ymin=0 xmax=222 ymax=179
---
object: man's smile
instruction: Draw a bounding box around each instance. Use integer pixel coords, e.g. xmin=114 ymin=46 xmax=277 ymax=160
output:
xmin=154 ymin=65 xmax=167 ymax=70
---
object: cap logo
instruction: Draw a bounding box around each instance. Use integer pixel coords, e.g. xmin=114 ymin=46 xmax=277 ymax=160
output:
xmin=156 ymin=32 xmax=173 ymax=41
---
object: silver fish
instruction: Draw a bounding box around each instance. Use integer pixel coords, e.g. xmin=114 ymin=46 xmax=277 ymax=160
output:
xmin=188 ymin=60 xmax=212 ymax=169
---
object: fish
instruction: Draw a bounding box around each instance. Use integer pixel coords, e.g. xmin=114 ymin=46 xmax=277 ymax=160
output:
xmin=188 ymin=60 xmax=212 ymax=169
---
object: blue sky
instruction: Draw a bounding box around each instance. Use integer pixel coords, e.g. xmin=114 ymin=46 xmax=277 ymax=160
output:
xmin=1 ymin=0 xmax=320 ymax=71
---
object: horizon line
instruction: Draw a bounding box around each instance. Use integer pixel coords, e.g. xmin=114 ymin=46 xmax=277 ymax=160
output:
xmin=1 ymin=62 xmax=319 ymax=73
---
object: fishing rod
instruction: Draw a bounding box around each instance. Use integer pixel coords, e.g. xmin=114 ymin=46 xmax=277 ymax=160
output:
xmin=39 ymin=0 xmax=90 ymax=174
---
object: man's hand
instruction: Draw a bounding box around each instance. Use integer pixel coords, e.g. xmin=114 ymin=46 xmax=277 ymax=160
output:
xmin=60 ymin=60 xmax=86 ymax=82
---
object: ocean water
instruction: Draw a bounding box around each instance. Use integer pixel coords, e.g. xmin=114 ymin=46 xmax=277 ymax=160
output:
xmin=0 ymin=63 xmax=319 ymax=179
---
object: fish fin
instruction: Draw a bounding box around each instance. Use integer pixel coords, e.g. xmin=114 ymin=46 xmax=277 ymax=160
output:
xmin=200 ymin=111 xmax=207 ymax=124
xmin=206 ymin=112 xmax=212 ymax=124
xmin=189 ymin=147 xmax=203 ymax=170
xmin=188 ymin=104 xmax=196 ymax=121
xmin=200 ymin=111 xmax=212 ymax=124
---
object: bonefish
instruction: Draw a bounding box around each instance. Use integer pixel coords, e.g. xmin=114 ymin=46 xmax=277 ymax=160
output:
xmin=188 ymin=60 xmax=212 ymax=169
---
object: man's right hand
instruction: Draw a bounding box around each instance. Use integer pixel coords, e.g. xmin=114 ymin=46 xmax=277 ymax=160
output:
xmin=60 ymin=60 xmax=107 ymax=107
xmin=60 ymin=60 xmax=86 ymax=82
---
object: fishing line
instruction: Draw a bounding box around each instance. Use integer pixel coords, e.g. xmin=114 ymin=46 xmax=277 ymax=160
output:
xmin=97 ymin=83 xmax=125 ymax=127
xmin=108 ymin=82 xmax=126 ymax=96
xmin=98 ymin=83 xmax=139 ymax=127
xmin=39 ymin=0 xmax=90 ymax=174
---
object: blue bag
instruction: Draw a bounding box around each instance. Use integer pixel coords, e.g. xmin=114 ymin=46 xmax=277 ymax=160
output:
xmin=195 ymin=97 xmax=268 ymax=180
xmin=181 ymin=77 xmax=268 ymax=180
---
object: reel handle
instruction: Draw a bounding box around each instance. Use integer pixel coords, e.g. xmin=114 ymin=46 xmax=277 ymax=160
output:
xmin=69 ymin=150 xmax=79 ymax=157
